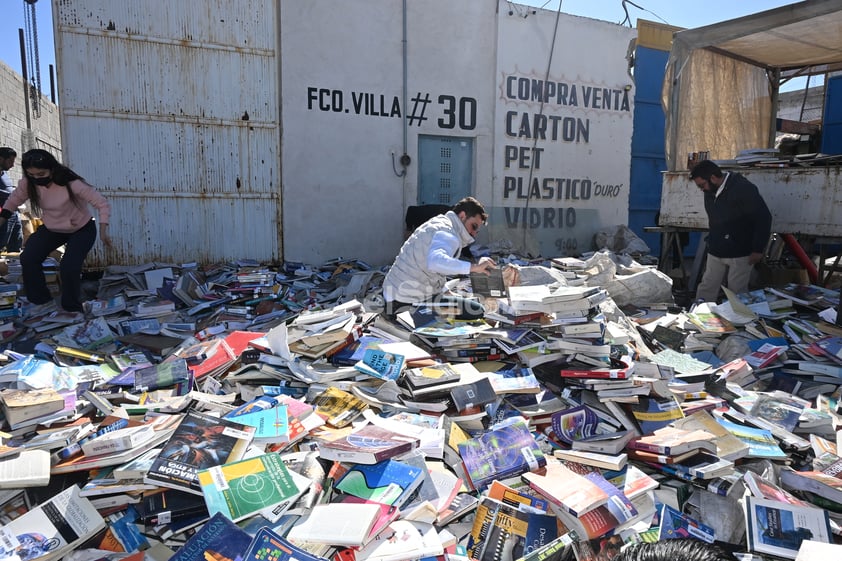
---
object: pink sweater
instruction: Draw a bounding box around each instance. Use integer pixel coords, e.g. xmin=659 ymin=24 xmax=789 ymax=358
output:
xmin=4 ymin=178 xmax=111 ymax=234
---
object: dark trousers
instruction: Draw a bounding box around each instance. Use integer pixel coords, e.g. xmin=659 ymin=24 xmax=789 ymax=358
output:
xmin=21 ymin=219 xmax=97 ymax=311
xmin=0 ymin=212 xmax=22 ymax=252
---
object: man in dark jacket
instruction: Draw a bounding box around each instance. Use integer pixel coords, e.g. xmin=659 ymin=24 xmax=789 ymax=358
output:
xmin=690 ymin=160 xmax=772 ymax=303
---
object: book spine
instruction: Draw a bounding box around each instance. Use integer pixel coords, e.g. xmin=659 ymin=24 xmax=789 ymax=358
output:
xmin=626 ymin=441 xmax=673 ymax=456
xmin=52 ymin=418 xmax=131 ymax=463
xmin=82 ymin=427 xmax=151 ymax=457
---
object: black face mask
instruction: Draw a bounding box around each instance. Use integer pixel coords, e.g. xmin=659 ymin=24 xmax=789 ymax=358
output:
xmin=31 ymin=176 xmax=52 ymax=186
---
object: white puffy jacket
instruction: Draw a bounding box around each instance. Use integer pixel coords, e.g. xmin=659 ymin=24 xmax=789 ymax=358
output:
xmin=383 ymin=211 xmax=474 ymax=303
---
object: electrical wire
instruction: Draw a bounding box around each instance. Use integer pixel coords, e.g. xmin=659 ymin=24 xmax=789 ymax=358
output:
xmin=520 ymin=1 xmax=564 ymax=255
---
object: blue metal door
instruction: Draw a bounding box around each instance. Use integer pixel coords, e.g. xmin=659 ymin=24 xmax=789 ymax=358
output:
xmin=822 ymin=75 xmax=842 ymax=155
xmin=418 ymin=135 xmax=473 ymax=205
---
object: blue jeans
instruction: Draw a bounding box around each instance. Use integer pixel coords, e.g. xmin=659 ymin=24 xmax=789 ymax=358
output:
xmin=21 ymin=219 xmax=97 ymax=311
xmin=0 ymin=212 xmax=22 ymax=252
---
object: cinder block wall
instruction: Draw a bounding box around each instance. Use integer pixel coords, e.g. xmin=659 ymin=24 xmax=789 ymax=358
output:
xmin=0 ymin=59 xmax=62 ymax=179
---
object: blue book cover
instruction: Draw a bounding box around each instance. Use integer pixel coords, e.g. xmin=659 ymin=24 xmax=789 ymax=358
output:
xmin=629 ymin=396 xmax=684 ymax=435
xmin=330 ymin=336 xmax=388 ymax=366
xmin=223 ymin=395 xmax=279 ymax=419
xmin=243 ymin=527 xmax=328 ymax=561
xmin=335 ymin=459 xmax=425 ymax=507
xmin=354 ymin=348 xmax=405 ymax=381
xmin=170 ymin=512 xmax=252 ymax=561
xmin=523 ymin=512 xmax=561 ymax=555
xmin=550 ymin=405 xmax=600 ymax=445
xmin=458 ymin=417 xmax=546 ymax=491
xmin=233 ymin=405 xmax=290 ymax=443
xmin=658 ymin=504 xmax=715 ymax=542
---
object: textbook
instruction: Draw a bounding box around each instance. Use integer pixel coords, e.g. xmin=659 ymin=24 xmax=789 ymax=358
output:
xmin=353 ymin=348 xmax=405 ymax=381
xmin=144 ymin=410 xmax=255 ymax=495
xmin=316 ymin=423 xmax=419 ymax=464
xmin=138 ymin=489 xmax=209 ymax=526
xmin=232 ymin=405 xmax=290 ymax=445
xmin=286 ymin=502 xmax=382 ymax=547
xmin=197 ymin=453 xmax=304 ymax=522
xmin=0 ymin=449 xmax=50 ymax=488
xmin=334 ymin=458 xmax=425 ymax=508
xmin=0 ymin=485 xmax=105 ymax=561
xmin=243 ymin=528 xmax=329 ymax=561
xmin=457 ymin=416 xmax=546 ymax=491
xmin=745 ymin=496 xmax=832 ymax=559
xmin=169 ymin=511 xmax=253 ymax=561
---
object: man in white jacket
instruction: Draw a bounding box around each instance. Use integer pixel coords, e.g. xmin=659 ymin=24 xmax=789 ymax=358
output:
xmin=383 ymin=197 xmax=496 ymax=319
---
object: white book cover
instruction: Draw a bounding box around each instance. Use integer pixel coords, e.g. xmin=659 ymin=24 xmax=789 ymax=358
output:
xmin=0 ymin=485 xmax=105 ymax=560
xmin=286 ymin=502 xmax=381 ymax=547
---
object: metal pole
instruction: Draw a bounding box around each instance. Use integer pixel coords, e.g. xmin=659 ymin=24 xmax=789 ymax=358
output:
xmin=49 ymin=64 xmax=56 ymax=104
xmin=18 ymin=28 xmax=32 ymax=131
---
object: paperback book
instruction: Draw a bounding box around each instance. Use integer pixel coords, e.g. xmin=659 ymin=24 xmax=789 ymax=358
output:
xmin=197 ymin=453 xmax=305 ymax=522
xmin=334 ymin=458 xmax=425 ymax=508
xmin=457 ymin=416 xmax=546 ymax=491
xmin=144 ymin=410 xmax=255 ymax=495
xmin=316 ymin=423 xmax=420 ymax=464
xmin=745 ymin=496 xmax=832 ymax=559
xmin=169 ymin=511 xmax=253 ymax=561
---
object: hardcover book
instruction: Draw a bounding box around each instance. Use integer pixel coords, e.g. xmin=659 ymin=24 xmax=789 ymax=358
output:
xmin=197 ymin=453 xmax=304 ymax=522
xmin=316 ymin=423 xmax=420 ymax=464
xmin=457 ymin=416 xmax=546 ymax=491
xmin=144 ymin=410 xmax=255 ymax=495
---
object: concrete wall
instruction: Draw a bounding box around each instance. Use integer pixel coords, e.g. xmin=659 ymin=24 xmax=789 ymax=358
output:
xmin=0 ymin=59 xmax=62 ymax=178
xmin=55 ymin=0 xmax=638 ymax=266
xmin=493 ymin=10 xmax=636 ymax=258
xmin=280 ymin=0 xmax=497 ymax=266
xmin=281 ymin=0 xmax=636 ymax=264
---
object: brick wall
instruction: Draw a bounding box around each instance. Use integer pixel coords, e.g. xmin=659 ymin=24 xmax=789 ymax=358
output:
xmin=0 ymin=59 xmax=62 ymax=181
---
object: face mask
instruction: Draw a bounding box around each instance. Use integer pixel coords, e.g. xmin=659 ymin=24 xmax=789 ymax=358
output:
xmin=31 ymin=176 xmax=51 ymax=186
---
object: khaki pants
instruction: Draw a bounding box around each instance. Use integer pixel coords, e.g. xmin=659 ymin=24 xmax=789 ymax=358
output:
xmin=696 ymin=254 xmax=753 ymax=303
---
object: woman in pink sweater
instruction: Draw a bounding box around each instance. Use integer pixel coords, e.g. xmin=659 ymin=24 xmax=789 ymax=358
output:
xmin=0 ymin=149 xmax=112 ymax=312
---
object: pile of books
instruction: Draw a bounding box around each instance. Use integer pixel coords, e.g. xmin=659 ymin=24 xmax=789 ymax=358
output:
xmin=0 ymin=256 xmax=840 ymax=561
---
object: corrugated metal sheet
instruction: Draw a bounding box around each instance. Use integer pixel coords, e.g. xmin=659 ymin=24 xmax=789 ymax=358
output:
xmin=54 ymin=0 xmax=280 ymax=266
xmin=661 ymin=168 xmax=842 ymax=237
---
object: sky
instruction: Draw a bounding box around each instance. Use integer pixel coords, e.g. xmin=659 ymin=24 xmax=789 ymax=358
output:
xmin=0 ymin=0 xmax=809 ymax=101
